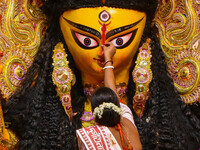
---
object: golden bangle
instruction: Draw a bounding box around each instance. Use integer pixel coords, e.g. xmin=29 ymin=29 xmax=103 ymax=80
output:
xmin=103 ymin=59 xmax=113 ymax=66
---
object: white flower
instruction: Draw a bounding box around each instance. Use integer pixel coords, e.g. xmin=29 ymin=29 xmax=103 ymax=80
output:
xmin=93 ymin=102 xmax=122 ymax=119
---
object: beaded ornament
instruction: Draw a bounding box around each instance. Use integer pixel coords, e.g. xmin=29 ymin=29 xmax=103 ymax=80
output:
xmin=132 ymin=38 xmax=152 ymax=118
xmin=52 ymin=43 xmax=73 ymax=120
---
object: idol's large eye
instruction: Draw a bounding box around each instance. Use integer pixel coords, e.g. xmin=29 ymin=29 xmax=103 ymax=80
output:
xmin=110 ymin=29 xmax=137 ymax=49
xmin=72 ymin=31 xmax=99 ymax=49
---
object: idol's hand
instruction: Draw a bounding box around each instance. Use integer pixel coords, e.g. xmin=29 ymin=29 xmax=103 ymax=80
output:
xmin=102 ymin=42 xmax=116 ymax=61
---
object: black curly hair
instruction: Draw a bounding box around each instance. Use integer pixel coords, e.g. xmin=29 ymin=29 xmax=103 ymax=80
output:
xmin=2 ymin=0 xmax=200 ymax=149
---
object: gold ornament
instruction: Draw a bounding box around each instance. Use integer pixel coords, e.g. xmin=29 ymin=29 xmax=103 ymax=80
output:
xmin=52 ymin=43 xmax=73 ymax=120
xmin=82 ymin=99 xmax=96 ymax=128
xmin=0 ymin=47 xmax=33 ymax=99
xmin=155 ymin=0 xmax=200 ymax=103
xmin=132 ymin=38 xmax=152 ymax=117
xmin=0 ymin=0 xmax=46 ymax=100
xmin=168 ymin=49 xmax=200 ymax=103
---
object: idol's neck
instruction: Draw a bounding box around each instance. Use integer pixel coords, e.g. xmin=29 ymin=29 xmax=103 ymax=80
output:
xmin=81 ymin=66 xmax=131 ymax=104
xmin=81 ymin=66 xmax=131 ymax=86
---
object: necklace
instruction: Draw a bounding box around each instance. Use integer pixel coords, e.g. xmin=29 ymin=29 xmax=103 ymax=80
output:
xmin=84 ymin=82 xmax=127 ymax=99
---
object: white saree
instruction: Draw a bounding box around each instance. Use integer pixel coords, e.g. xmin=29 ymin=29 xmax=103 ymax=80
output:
xmin=76 ymin=103 xmax=135 ymax=150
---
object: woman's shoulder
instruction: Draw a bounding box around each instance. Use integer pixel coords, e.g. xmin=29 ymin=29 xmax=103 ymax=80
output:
xmin=120 ymin=103 xmax=136 ymax=127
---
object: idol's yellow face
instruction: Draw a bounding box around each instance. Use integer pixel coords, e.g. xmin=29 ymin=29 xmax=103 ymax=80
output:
xmin=60 ymin=7 xmax=146 ymax=79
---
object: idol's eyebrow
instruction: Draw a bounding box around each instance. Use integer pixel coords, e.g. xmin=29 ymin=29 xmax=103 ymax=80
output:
xmin=63 ymin=17 xmax=101 ymax=39
xmin=106 ymin=17 xmax=144 ymax=39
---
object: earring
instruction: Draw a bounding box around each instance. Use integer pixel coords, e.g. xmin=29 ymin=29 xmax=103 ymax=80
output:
xmin=52 ymin=43 xmax=73 ymax=121
xmin=132 ymin=38 xmax=153 ymax=118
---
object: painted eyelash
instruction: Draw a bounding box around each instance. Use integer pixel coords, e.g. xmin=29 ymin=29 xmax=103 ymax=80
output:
xmin=109 ymin=29 xmax=138 ymax=49
xmin=71 ymin=31 xmax=99 ymax=49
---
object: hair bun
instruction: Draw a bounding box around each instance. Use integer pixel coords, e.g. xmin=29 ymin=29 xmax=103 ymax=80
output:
xmin=93 ymin=102 xmax=122 ymax=127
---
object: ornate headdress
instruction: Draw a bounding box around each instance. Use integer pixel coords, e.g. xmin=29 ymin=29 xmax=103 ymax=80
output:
xmin=155 ymin=0 xmax=200 ymax=103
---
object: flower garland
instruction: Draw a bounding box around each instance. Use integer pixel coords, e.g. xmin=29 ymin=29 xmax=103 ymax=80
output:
xmin=93 ymin=102 xmax=122 ymax=119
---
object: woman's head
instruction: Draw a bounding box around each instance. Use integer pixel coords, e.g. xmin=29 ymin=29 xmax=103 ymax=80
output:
xmin=91 ymin=87 xmax=121 ymax=126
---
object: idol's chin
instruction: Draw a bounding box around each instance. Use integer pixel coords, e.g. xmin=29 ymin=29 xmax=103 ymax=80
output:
xmin=93 ymin=68 xmax=104 ymax=75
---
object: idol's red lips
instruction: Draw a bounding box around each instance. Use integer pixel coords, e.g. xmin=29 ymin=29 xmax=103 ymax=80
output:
xmin=93 ymin=58 xmax=105 ymax=67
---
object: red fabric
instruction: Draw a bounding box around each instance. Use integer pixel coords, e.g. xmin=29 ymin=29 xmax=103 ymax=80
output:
xmin=77 ymin=125 xmax=111 ymax=150
xmin=115 ymin=123 xmax=133 ymax=150
xmin=118 ymin=97 xmax=122 ymax=103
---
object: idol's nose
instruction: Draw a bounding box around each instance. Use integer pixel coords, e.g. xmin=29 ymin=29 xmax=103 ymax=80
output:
xmin=97 ymin=46 xmax=104 ymax=60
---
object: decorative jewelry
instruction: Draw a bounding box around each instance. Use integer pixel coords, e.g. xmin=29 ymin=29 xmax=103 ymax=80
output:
xmin=0 ymin=47 xmax=33 ymax=100
xmin=0 ymin=52 xmax=3 ymax=74
xmin=103 ymin=59 xmax=113 ymax=66
xmin=168 ymin=49 xmax=200 ymax=103
xmin=155 ymin=0 xmax=200 ymax=104
xmin=84 ymin=82 xmax=127 ymax=99
xmin=103 ymin=66 xmax=114 ymax=70
xmin=93 ymin=102 xmax=123 ymax=119
xmin=52 ymin=43 xmax=73 ymax=120
xmin=82 ymin=99 xmax=96 ymax=128
xmin=132 ymin=38 xmax=153 ymax=118
xmin=80 ymin=112 xmax=94 ymax=122
xmin=0 ymin=0 xmax=46 ymax=100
